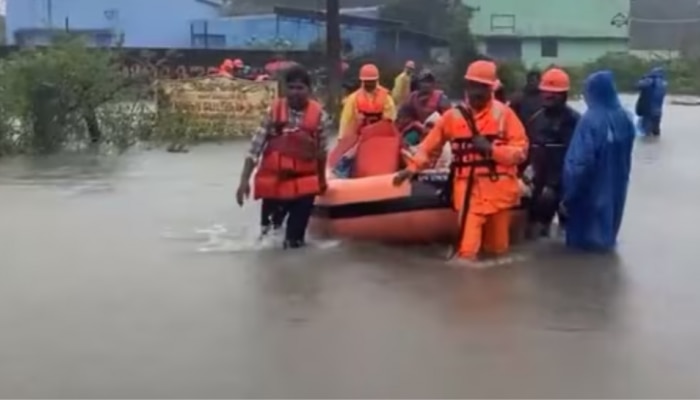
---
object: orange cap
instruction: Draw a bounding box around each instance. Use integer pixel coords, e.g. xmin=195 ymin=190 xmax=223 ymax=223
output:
xmin=405 ymin=60 xmax=415 ymax=69
xmin=464 ymin=60 xmax=498 ymax=85
xmin=539 ymin=68 xmax=570 ymax=92
xmin=359 ymin=63 xmax=380 ymax=81
xmin=233 ymin=58 xmax=244 ymax=68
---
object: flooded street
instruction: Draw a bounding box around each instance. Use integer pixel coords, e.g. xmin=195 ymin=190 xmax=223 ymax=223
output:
xmin=2 ymin=98 xmax=700 ymax=398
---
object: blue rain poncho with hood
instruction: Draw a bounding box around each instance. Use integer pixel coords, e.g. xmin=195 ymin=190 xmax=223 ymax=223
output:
xmin=635 ymin=67 xmax=666 ymax=118
xmin=562 ymin=70 xmax=635 ymax=251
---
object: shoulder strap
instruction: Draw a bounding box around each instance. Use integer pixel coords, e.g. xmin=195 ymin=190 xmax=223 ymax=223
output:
xmin=526 ymin=108 xmax=544 ymax=126
xmin=302 ymin=100 xmax=323 ymax=132
xmin=455 ymin=104 xmax=480 ymax=138
xmin=272 ymin=98 xmax=287 ymax=134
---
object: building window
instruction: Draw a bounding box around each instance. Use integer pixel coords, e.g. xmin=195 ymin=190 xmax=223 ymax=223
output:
xmin=485 ymin=37 xmax=522 ymax=61
xmin=192 ymin=34 xmax=226 ymax=49
xmin=541 ymin=38 xmax=558 ymax=57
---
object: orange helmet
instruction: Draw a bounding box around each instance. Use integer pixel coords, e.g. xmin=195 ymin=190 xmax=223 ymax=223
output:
xmin=359 ymin=63 xmax=380 ymax=81
xmin=221 ymin=59 xmax=234 ymax=70
xmin=464 ymin=60 xmax=498 ymax=85
xmin=233 ymin=58 xmax=244 ymax=68
xmin=405 ymin=60 xmax=415 ymax=69
xmin=539 ymin=68 xmax=570 ymax=92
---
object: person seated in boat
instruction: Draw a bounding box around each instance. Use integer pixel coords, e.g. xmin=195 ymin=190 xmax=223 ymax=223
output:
xmin=396 ymin=105 xmax=424 ymax=148
xmin=402 ymin=70 xmax=451 ymax=122
xmin=338 ymin=63 xmax=397 ymax=140
xmin=393 ymin=60 xmax=528 ymax=267
xmin=236 ymin=66 xmax=330 ymax=249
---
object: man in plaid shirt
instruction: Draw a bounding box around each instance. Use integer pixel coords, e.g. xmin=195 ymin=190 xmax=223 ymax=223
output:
xmin=236 ymin=66 xmax=331 ymax=249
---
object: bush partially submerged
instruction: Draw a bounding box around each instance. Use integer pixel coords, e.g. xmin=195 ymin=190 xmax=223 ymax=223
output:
xmin=0 ymin=35 xmax=153 ymax=155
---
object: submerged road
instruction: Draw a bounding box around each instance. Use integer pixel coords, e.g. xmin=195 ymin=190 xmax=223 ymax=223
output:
xmin=1 ymin=97 xmax=700 ymax=397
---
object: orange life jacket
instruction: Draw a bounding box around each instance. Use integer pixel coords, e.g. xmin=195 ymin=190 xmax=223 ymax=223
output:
xmin=444 ymin=103 xmax=515 ymax=180
xmin=356 ymin=87 xmax=389 ymax=126
xmin=409 ymin=90 xmax=444 ymax=123
xmin=253 ymin=99 xmax=323 ymax=200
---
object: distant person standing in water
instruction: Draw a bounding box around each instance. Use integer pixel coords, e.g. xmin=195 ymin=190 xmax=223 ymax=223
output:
xmin=635 ymin=67 xmax=666 ymax=136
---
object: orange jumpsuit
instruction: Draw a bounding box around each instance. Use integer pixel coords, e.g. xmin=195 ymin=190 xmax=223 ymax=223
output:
xmin=408 ymin=101 xmax=528 ymax=259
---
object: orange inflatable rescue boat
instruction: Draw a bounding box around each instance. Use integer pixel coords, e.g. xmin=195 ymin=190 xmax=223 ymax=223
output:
xmin=310 ymin=170 xmax=459 ymax=243
xmin=310 ymin=120 xmax=527 ymax=244
xmin=310 ymin=113 xmax=460 ymax=243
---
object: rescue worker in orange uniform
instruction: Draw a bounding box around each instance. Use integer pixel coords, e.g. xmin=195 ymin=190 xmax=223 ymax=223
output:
xmin=339 ymin=63 xmax=397 ymax=139
xmin=216 ymin=59 xmax=235 ymax=78
xmin=521 ymin=68 xmax=580 ymax=238
xmin=392 ymin=60 xmax=415 ymax=105
xmin=394 ymin=60 xmax=529 ymax=265
xmin=236 ymin=66 xmax=331 ymax=249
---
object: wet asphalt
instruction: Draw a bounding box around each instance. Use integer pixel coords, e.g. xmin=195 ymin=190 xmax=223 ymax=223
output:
xmin=1 ymin=97 xmax=700 ymax=398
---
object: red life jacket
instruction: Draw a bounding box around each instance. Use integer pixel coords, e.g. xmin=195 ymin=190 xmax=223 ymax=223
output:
xmin=356 ymin=87 xmax=389 ymax=126
xmin=409 ymin=90 xmax=444 ymax=123
xmin=253 ymin=99 xmax=323 ymax=200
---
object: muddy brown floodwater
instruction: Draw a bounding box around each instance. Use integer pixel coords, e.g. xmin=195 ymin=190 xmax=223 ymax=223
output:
xmin=2 ymin=97 xmax=700 ymax=398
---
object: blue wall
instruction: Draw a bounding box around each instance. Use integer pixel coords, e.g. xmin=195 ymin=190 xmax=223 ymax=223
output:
xmin=193 ymin=8 xmax=381 ymax=53
xmin=5 ymin=0 xmax=219 ymax=47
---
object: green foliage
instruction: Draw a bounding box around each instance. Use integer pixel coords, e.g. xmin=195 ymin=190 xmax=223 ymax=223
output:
xmin=380 ymin=0 xmax=479 ymax=97
xmin=564 ymin=53 xmax=700 ymax=95
xmin=381 ymin=0 xmax=455 ymax=37
xmin=487 ymin=53 xmax=700 ymax=97
xmin=0 ymin=35 xmax=166 ymax=155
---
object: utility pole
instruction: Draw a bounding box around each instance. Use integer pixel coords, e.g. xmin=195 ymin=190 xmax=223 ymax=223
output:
xmin=325 ymin=0 xmax=341 ymax=118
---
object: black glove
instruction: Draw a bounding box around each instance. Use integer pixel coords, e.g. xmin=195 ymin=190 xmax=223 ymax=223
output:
xmin=472 ymin=135 xmax=492 ymax=155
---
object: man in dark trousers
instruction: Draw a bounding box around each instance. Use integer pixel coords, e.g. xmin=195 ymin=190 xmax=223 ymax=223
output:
xmin=522 ymin=68 xmax=580 ymax=238
xmin=236 ymin=66 xmax=330 ymax=248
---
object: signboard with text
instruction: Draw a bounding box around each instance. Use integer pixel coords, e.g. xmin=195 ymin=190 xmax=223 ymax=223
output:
xmin=157 ymin=77 xmax=278 ymax=138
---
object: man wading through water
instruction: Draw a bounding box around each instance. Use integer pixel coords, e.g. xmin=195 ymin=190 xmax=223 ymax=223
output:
xmin=236 ymin=66 xmax=330 ymax=248
xmin=394 ymin=60 xmax=528 ymax=267
xmin=520 ymin=68 xmax=580 ymax=238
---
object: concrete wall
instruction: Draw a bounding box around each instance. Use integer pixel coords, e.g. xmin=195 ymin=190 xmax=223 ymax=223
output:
xmin=466 ymin=0 xmax=630 ymax=65
xmin=5 ymin=0 xmax=219 ymax=47
xmin=466 ymin=0 xmax=629 ymax=38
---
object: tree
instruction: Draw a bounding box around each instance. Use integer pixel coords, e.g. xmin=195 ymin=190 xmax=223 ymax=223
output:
xmin=380 ymin=0 xmax=479 ymax=97
xmin=380 ymin=0 xmax=457 ymax=37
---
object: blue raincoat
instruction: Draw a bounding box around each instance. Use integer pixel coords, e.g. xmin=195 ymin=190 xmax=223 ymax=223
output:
xmin=635 ymin=67 xmax=667 ymax=118
xmin=562 ymin=71 xmax=635 ymax=251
